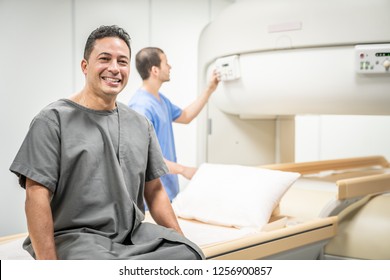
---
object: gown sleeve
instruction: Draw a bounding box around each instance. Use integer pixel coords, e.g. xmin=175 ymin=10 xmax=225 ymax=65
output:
xmin=9 ymin=111 xmax=61 ymax=193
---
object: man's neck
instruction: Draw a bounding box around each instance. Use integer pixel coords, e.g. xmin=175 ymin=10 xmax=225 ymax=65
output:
xmin=70 ymin=90 xmax=117 ymax=110
xmin=142 ymin=80 xmax=162 ymax=99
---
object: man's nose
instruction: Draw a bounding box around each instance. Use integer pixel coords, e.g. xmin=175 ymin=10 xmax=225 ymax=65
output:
xmin=108 ymin=60 xmax=120 ymax=73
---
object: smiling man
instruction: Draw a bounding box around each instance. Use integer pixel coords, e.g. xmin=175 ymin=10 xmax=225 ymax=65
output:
xmin=9 ymin=25 xmax=203 ymax=260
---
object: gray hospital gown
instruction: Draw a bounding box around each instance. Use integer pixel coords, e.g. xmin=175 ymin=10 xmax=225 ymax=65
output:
xmin=9 ymin=99 xmax=204 ymax=260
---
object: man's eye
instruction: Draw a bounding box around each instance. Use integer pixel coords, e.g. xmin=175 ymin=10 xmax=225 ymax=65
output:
xmin=100 ymin=57 xmax=110 ymax=61
xmin=119 ymin=60 xmax=128 ymax=66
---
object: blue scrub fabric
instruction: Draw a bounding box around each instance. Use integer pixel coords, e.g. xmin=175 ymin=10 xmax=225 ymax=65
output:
xmin=129 ymin=89 xmax=182 ymax=201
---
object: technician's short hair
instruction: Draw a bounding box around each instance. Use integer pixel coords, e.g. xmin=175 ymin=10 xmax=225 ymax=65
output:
xmin=135 ymin=47 xmax=164 ymax=80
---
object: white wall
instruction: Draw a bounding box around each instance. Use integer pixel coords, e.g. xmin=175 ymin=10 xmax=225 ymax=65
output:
xmin=0 ymin=0 xmax=234 ymax=237
xmin=295 ymin=115 xmax=390 ymax=162
xmin=0 ymin=0 xmax=74 ymax=237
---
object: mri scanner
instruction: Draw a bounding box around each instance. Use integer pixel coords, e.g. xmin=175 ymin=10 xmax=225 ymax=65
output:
xmin=197 ymin=0 xmax=390 ymax=166
xmin=1 ymin=0 xmax=390 ymax=260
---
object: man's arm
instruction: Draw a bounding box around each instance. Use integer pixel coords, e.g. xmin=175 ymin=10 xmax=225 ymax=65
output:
xmin=25 ymin=178 xmax=57 ymax=260
xmin=175 ymin=71 xmax=219 ymax=124
xmin=163 ymin=158 xmax=197 ymax=180
xmin=144 ymin=178 xmax=184 ymax=235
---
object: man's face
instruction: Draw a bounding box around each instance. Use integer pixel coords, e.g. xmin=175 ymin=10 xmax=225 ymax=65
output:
xmin=82 ymin=37 xmax=130 ymax=98
xmin=158 ymin=53 xmax=171 ymax=82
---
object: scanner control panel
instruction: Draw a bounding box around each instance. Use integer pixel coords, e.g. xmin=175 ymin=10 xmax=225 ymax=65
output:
xmin=215 ymin=55 xmax=241 ymax=81
xmin=356 ymin=44 xmax=390 ymax=74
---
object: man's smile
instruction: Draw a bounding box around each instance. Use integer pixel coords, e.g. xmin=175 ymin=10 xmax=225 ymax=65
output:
xmin=102 ymin=76 xmax=121 ymax=83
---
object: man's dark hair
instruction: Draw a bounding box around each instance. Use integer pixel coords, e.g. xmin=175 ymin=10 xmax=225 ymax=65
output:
xmin=135 ymin=47 xmax=164 ymax=80
xmin=83 ymin=25 xmax=131 ymax=60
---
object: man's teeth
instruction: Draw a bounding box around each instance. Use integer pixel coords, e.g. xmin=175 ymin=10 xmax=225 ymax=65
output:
xmin=103 ymin=77 xmax=120 ymax=82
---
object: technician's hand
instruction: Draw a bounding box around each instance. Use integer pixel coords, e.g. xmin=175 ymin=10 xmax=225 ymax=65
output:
xmin=207 ymin=70 xmax=220 ymax=94
xmin=182 ymin=166 xmax=198 ymax=180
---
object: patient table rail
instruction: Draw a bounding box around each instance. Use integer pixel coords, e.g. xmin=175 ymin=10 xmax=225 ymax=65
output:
xmin=262 ymin=156 xmax=390 ymax=201
xmin=337 ymin=173 xmax=390 ymax=200
xmin=0 ymin=233 xmax=28 ymax=245
xmin=261 ymin=156 xmax=390 ymax=175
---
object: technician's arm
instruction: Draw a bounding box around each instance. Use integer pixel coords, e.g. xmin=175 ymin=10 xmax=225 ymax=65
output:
xmin=175 ymin=71 xmax=219 ymax=124
xmin=144 ymin=178 xmax=184 ymax=235
xmin=164 ymin=158 xmax=197 ymax=180
xmin=25 ymin=178 xmax=57 ymax=260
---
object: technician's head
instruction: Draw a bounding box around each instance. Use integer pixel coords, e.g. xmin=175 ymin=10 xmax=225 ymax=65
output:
xmin=136 ymin=47 xmax=171 ymax=82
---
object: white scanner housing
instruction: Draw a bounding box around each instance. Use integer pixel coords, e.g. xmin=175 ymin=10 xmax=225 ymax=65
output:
xmin=199 ymin=0 xmax=390 ymax=118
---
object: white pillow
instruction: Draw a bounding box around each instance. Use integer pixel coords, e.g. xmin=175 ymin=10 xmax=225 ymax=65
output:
xmin=172 ymin=163 xmax=300 ymax=229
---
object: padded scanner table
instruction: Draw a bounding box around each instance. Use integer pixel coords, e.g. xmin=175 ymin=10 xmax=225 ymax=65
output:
xmin=181 ymin=156 xmax=390 ymax=260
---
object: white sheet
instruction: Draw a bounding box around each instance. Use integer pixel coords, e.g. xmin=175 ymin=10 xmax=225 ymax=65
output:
xmin=177 ymin=218 xmax=260 ymax=246
xmin=0 ymin=238 xmax=33 ymax=260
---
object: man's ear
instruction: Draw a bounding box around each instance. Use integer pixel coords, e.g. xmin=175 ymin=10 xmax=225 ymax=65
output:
xmin=151 ymin=65 xmax=159 ymax=76
xmin=81 ymin=59 xmax=88 ymax=75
